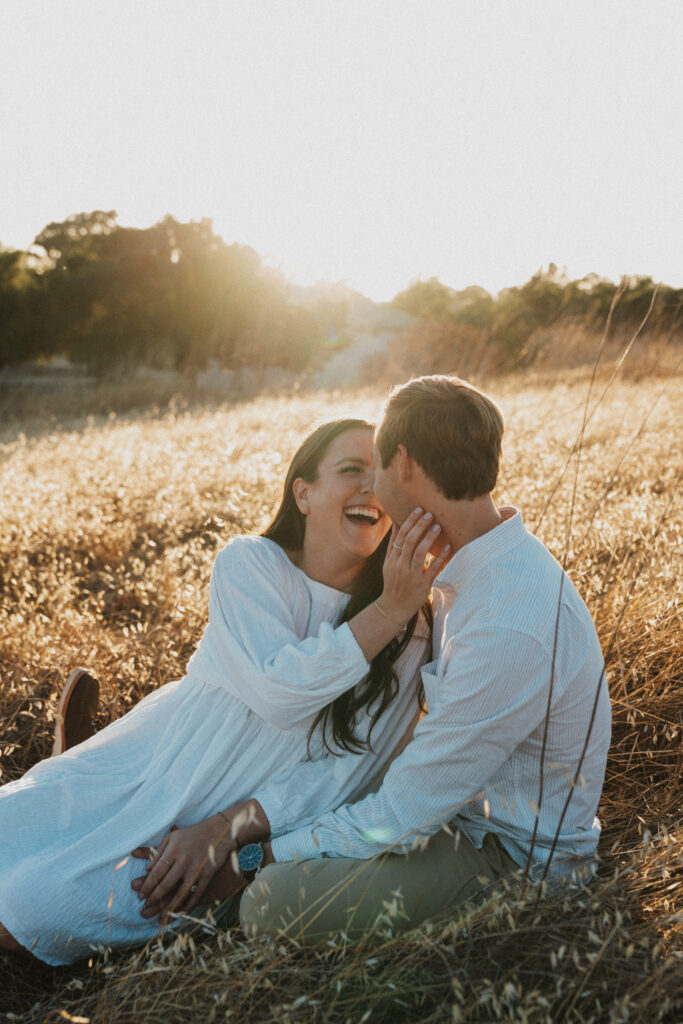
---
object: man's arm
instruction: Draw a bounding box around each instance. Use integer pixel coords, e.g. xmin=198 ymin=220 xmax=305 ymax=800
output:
xmin=252 ymin=701 xmax=423 ymax=838
xmin=268 ymin=627 xmax=553 ymax=863
xmin=146 ymin=694 xmax=421 ymax=911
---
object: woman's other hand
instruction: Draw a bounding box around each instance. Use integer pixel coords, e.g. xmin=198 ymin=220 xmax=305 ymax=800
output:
xmin=130 ymin=815 xmax=235 ymax=919
xmin=130 ymin=800 xmax=271 ymax=920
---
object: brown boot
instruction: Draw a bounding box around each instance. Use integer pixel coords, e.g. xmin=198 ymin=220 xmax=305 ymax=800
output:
xmin=51 ymin=668 xmax=100 ymax=756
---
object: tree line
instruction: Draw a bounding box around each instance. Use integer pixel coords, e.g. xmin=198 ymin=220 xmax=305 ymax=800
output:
xmin=0 ymin=212 xmax=345 ymax=376
xmin=391 ymin=267 xmax=683 ymax=369
xmin=1 ymin=212 xmax=681 ymax=377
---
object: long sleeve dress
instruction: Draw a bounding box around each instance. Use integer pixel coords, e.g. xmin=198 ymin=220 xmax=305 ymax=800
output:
xmin=0 ymin=535 xmax=429 ymax=965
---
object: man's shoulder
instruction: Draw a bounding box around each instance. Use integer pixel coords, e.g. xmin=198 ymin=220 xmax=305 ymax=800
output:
xmin=443 ymin=532 xmax=591 ymax=651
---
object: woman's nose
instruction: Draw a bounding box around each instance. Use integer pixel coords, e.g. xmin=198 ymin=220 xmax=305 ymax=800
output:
xmin=360 ymin=468 xmax=374 ymax=493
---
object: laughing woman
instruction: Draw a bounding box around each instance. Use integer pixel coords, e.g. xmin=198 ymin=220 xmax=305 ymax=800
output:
xmin=0 ymin=418 xmax=448 ymax=964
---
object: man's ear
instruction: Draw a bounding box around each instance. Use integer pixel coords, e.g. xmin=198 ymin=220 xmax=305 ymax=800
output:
xmin=396 ymin=444 xmax=414 ymax=483
xmin=292 ymin=477 xmax=309 ymax=514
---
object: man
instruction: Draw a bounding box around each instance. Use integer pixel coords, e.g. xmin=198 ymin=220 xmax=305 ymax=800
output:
xmin=144 ymin=375 xmax=612 ymax=940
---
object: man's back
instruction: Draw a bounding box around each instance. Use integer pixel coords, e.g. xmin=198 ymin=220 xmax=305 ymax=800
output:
xmin=429 ymin=507 xmax=610 ymax=878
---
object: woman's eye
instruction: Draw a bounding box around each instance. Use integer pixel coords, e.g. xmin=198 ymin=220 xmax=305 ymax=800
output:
xmin=340 ymin=465 xmax=362 ymax=474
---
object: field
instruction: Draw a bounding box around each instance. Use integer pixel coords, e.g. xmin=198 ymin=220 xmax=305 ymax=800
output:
xmin=1 ymin=366 xmax=681 ymax=1022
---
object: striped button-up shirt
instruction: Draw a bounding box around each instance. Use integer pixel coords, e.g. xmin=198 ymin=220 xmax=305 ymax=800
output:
xmin=262 ymin=508 xmax=611 ymax=879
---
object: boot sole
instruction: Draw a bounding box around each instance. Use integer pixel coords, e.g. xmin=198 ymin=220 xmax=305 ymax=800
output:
xmin=51 ymin=667 xmax=100 ymax=757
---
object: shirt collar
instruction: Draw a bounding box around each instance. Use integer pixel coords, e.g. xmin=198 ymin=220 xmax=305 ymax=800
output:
xmin=434 ymin=506 xmax=527 ymax=590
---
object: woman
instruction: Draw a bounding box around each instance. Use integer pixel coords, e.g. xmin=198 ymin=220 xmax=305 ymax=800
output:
xmin=0 ymin=418 xmax=448 ymax=964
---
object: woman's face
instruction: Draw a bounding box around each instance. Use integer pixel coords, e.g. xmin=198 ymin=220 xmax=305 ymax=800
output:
xmin=294 ymin=428 xmax=390 ymax=562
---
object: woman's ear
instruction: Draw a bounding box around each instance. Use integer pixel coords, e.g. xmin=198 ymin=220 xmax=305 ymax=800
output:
xmin=292 ymin=477 xmax=309 ymax=514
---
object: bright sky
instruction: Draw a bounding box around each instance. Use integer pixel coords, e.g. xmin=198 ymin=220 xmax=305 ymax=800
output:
xmin=1 ymin=0 xmax=681 ymax=301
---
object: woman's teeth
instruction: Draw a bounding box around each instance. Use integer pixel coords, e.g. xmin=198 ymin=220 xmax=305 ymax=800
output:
xmin=344 ymin=506 xmax=381 ymax=524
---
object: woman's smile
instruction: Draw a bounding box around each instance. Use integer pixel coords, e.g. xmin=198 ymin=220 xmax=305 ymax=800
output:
xmin=343 ymin=504 xmax=383 ymax=526
xmin=294 ymin=428 xmax=390 ymax=572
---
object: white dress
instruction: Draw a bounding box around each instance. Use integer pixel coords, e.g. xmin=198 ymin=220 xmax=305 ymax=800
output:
xmin=0 ymin=536 xmax=429 ymax=965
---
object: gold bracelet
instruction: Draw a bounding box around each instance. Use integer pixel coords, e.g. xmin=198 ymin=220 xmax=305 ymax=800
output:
xmin=374 ymin=599 xmax=407 ymax=629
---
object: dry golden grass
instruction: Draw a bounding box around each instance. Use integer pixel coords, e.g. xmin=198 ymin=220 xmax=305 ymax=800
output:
xmin=1 ymin=366 xmax=681 ymax=1022
xmin=367 ymin=316 xmax=683 ymax=388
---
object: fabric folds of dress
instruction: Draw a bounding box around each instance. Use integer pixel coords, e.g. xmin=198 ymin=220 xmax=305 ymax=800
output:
xmin=0 ymin=536 xmax=429 ymax=964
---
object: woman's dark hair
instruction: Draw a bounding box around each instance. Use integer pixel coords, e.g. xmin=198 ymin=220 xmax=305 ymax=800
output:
xmin=262 ymin=418 xmax=429 ymax=755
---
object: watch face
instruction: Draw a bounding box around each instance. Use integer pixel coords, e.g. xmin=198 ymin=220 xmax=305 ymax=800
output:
xmin=238 ymin=843 xmax=264 ymax=873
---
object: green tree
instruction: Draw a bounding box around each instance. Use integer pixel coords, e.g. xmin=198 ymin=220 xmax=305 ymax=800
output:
xmin=19 ymin=212 xmax=331 ymax=376
xmin=0 ymin=248 xmax=41 ymax=365
xmin=34 ymin=210 xmax=118 ymax=271
xmin=392 ymin=277 xmax=456 ymax=320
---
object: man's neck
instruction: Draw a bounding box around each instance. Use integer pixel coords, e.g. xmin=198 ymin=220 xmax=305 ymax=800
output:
xmin=426 ymin=493 xmax=504 ymax=558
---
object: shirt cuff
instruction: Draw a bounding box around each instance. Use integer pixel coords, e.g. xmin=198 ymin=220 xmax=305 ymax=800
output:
xmin=270 ymin=827 xmax=324 ymax=863
xmin=251 ymin=788 xmax=286 ymax=836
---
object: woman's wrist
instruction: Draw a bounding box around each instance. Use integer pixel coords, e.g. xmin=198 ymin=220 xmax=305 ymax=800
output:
xmin=212 ymin=812 xmax=235 ymax=847
xmin=373 ymin=598 xmax=408 ymax=629
xmin=376 ymin=588 xmax=414 ymax=626
xmin=349 ymin=600 xmax=408 ymax=661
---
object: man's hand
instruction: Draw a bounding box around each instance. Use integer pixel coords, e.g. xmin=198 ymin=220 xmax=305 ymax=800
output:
xmin=131 ymin=815 xmax=235 ymax=919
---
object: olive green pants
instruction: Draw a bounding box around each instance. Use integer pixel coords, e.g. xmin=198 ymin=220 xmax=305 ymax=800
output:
xmin=239 ymin=828 xmax=519 ymax=943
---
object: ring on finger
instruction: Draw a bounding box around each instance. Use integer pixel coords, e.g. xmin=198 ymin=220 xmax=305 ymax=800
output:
xmin=411 ymin=559 xmax=424 ymax=568
xmin=392 ymin=542 xmax=403 ymax=551
xmin=159 ymin=857 xmax=172 ymax=867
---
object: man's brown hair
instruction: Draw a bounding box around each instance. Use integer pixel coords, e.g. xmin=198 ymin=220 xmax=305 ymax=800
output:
xmin=375 ymin=375 xmax=504 ymax=500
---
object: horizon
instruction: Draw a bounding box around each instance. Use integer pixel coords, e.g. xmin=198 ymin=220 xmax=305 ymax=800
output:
xmin=13 ymin=207 xmax=674 ymax=305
